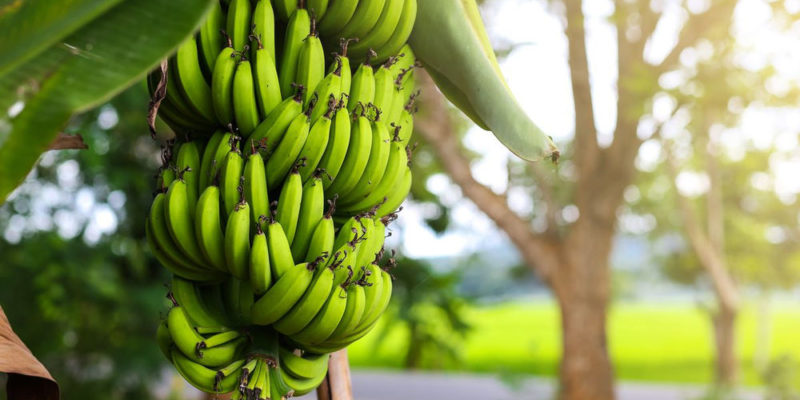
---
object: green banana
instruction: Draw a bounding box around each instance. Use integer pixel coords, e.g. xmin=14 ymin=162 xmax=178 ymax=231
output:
xmin=375 ymin=167 xmax=411 ymax=217
xmin=295 ymin=27 xmax=326 ymax=106
xmin=395 ymin=106 xmax=414 ymax=145
xmin=318 ymin=0 xmax=357 ymax=36
xmin=273 ymin=0 xmax=298 ymax=21
xmin=220 ymin=146 xmax=244 ymax=216
xmin=250 ymin=224 xmax=272 ymax=296
xmin=308 ymin=0 xmax=330 ymax=20
xmin=243 ymin=149 xmax=269 ymax=224
xmin=175 ymin=141 xmax=201 ymax=216
xmin=198 ymin=131 xmax=225 ymax=189
xmin=279 ymin=347 xmax=329 ymax=381
xmin=338 ymin=115 xmax=391 ymax=204
xmin=279 ymin=8 xmax=311 ymax=98
xmin=273 ymin=262 xmax=334 ymax=335
xmin=347 ymin=62 xmax=375 ymax=112
xmin=372 ymin=0 xmax=417 ymax=63
xmin=347 ymin=0 xmax=405 ymax=60
xmin=267 ymin=218 xmax=296 ymax=280
xmin=226 ymin=0 xmax=252 ymax=51
xmin=275 ymin=170 xmax=303 ymax=245
xmin=252 ymin=39 xmax=282 ymax=119
xmin=279 ymin=362 xmax=328 ymax=396
xmin=309 ymin=64 xmax=342 ymax=123
xmin=341 ymin=139 xmax=408 ymax=213
xmin=164 ymin=179 xmax=209 ymax=267
xmin=171 ymin=348 xmax=245 ymax=393
xmin=317 ymin=102 xmax=351 ymax=190
xmin=174 ymin=38 xmax=216 ymax=122
xmin=329 ymin=282 xmax=366 ymax=339
xmin=167 ymin=306 xmax=244 ymax=367
xmin=146 ymin=217 xmax=220 ymax=282
xmin=233 ymin=58 xmax=260 ymax=137
xmin=212 ymin=45 xmax=239 ymax=126
xmin=225 ymin=200 xmax=251 ymax=279
xmin=198 ymin=0 xmax=224 ymax=80
xmin=304 ymin=204 xmax=335 ymax=262
xmin=326 ymin=110 xmax=372 ymax=198
xmin=223 ymin=277 xmax=255 ymax=326
xmin=292 ymin=283 xmax=348 ymax=345
xmin=296 ymin=103 xmax=334 ymax=181
xmin=247 ymin=90 xmax=304 ymax=151
xmin=336 ymin=0 xmax=386 ymax=45
xmin=265 ymin=112 xmax=310 ymax=190
xmin=172 ymin=276 xmax=229 ymax=329
xmin=251 ymin=0 xmax=276 ymax=62
xmin=372 ymin=60 xmax=396 ymax=115
xmin=409 ymin=0 xmax=558 ymax=161
xmin=290 ymin=174 xmax=325 ymax=260
xmin=251 ymin=262 xmax=317 ymax=325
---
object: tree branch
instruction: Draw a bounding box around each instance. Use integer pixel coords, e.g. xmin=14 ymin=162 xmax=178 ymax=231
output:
xmin=47 ymin=132 xmax=88 ymax=150
xmin=415 ymin=70 xmax=560 ymax=284
xmin=657 ymin=124 xmax=739 ymax=312
xmin=656 ymin=1 xmax=737 ymax=73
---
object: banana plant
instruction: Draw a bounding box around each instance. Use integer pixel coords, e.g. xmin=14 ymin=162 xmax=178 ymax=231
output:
xmin=409 ymin=0 xmax=559 ymax=162
xmin=0 ymin=0 xmax=216 ymax=203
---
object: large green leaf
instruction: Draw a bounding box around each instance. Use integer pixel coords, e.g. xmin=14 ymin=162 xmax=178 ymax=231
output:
xmin=0 ymin=0 xmax=214 ymax=202
xmin=0 ymin=0 xmax=123 ymax=78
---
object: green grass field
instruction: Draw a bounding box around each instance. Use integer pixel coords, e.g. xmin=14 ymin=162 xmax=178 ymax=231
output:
xmin=347 ymin=300 xmax=800 ymax=385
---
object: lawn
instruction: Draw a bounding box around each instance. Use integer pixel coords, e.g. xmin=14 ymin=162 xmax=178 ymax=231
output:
xmin=347 ymin=299 xmax=800 ymax=385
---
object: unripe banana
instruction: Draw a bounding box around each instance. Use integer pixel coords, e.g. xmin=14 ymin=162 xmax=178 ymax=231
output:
xmin=305 ymin=206 xmax=335 ymax=262
xmin=267 ymin=218 xmax=295 ymax=279
xmin=233 ymin=58 xmax=260 ymax=137
xmin=251 ymin=0 xmax=276 ymax=62
xmin=168 ymin=306 xmax=246 ymax=368
xmin=375 ymin=167 xmax=411 ymax=217
xmin=318 ymin=0 xmax=358 ymax=36
xmin=225 ymin=200 xmax=251 ymax=280
xmin=252 ymin=41 xmax=282 ymax=119
xmin=317 ymin=103 xmax=351 ymax=189
xmin=336 ymin=0 xmax=386 ymax=45
xmin=279 ymin=8 xmax=311 ymax=98
xmin=250 ymin=224 xmax=272 ymax=295
xmin=297 ymin=104 xmax=334 ymax=181
xmin=198 ymin=0 xmax=224 ymax=79
xmin=347 ymin=0 xmax=405 ymax=60
xmin=195 ymin=185 xmax=227 ymax=271
xmin=165 ymin=179 xmax=209 ymax=267
xmin=275 ymin=170 xmax=304 ymax=245
xmin=308 ymin=64 xmax=342 ymax=123
xmin=175 ymin=141 xmax=201 ymax=216
xmin=248 ymin=90 xmax=304 ymax=150
xmin=326 ymin=110 xmax=372 ymax=198
xmin=291 ymin=174 xmax=326 ymax=260
xmin=226 ymin=0 xmax=252 ymax=51
xmin=220 ymin=145 xmax=244 ymax=216
xmin=295 ymin=28 xmax=326 ymax=106
xmin=292 ymin=283 xmax=348 ymax=345
xmin=147 ymin=199 xmax=217 ymax=281
xmin=372 ymin=61 xmax=396 ymax=116
xmin=347 ymin=62 xmax=375 ymax=113
xmin=372 ymin=0 xmax=417 ymax=64
xmin=308 ymin=0 xmax=330 ymax=20
xmin=338 ymin=115 xmax=391 ymax=204
xmin=395 ymin=107 xmax=414 ymax=145
xmin=273 ymin=0 xmax=298 ymax=21
xmin=171 ymin=349 xmax=245 ymax=393
xmin=172 ymin=276 xmax=230 ymax=329
xmin=279 ymin=363 xmax=328 ymax=396
xmin=243 ymin=149 xmax=269 ymax=224
xmin=212 ymin=45 xmax=239 ymax=126
xmin=273 ymin=262 xmax=334 ymax=335
xmin=198 ymin=131 xmax=225 ymax=189
xmin=251 ymin=262 xmax=317 ymax=325
xmin=342 ymin=139 xmax=408 ymax=213
xmin=329 ymin=282 xmax=366 ymax=339
xmin=278 ymin=346 xmax=329 ymax=380
xmin=175 ymin=38 xmax=216 ymax=122
xmin=265 ymin=112 xmax=310 ymax=190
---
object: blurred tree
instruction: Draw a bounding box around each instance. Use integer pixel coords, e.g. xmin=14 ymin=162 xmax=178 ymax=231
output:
xmin=0 ymin=85 xmax=176 ymax=399
xmin=406 ymin=1 xmax=800 ymax=398
xmin=377 ymin=257 xmax=471 ymax=370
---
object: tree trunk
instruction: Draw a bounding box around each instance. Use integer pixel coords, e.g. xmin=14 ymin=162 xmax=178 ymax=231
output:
xmin=713 ymin=305 xmax=738 ymax=386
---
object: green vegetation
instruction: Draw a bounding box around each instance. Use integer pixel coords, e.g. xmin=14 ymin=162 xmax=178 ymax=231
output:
xmin=349 ymin=300 xmax=800 ymax=385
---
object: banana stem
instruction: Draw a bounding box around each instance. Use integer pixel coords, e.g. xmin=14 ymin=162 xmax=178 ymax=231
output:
xmin=315 ymin=349 xmax=352 ymax=400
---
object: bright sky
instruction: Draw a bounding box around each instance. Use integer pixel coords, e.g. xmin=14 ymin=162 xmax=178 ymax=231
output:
xmin=394 ymin=0 xmax=800 ymax=259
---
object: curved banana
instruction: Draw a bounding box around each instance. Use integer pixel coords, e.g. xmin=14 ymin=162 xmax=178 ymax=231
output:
xmin=175 ymin=38 xmax=216 ymax=122
xmin=265 ymin=113 xmax=310 ymax=190
xmin=273 ymin=0 xmax=298 ymax=21
xmin=252 ymin=41 xmax=282 ymax=120
xmin=171 ymin=348 xmax=245 ymax=393
xmin=175 ymin=141 xmax=202 ymax=216
xmin=167 ymin=306 xmax=245 ymax=368
xmin=340 ymin=140 xmax=408 ymax=213
xmin=233 ymin=59 xmax=260 ymax=137
xmin=292 ymin=284 xmax=348 ymax=345
xmin=308 ymin=0 xmax=330 ymax=20
xmin=273 ymin=263 xmax=334 ymax=335
xmin=275 ymin=170 xmax=303 ymax=245
xmin=250 ymin=225 xmax=272 ymax=296
xmin=318 ymin=0 xmax=358 ymax=37
xmin=329 ymin=282 xmax=366 ymax=339
xmin=146 ymin=216 xmax=219 ymax=282
xmin=212 ymin=45 xmax=239 ymax=126
xmin=296 ymin=106 xmax=333 ymax=181
xmin=279 ymin=362 xmax=328 ymax=396
xmin=251 ymin=262 xmax=317 ymax=325
xmin=317 ymin=103 xmax=351 ymax=190
xmin=198 ymin=131 xmax=225 ymax=189
xmin=279 ymin=347 xmax=329 ymax=380
xmin=347 ymin=0 xmax=405 ymax=60
xmin=295 ymin=28 xmax=326 ymax=106
xmin=251 ymin=0 xmax=276 ymax=62
xmin=338 ymin=116 xmax=390 ymax=204
xmin=172 ymin=276 xmax=229 ymax=328
xmin=372 ymin=61 xmax=396 ymax=116
xmin=220 ymin=147 xmax=244 ymax=216
xmin=375 ymin=167 xmax=411 ymax=217
xmin=347 ymin=62 xmax=375 ymax=113
xmin=243 ymin=150 xmax=269 ymax=225
xmin=267 ymin=218 xmax=296 ymax=280
xmin=279 ymin=8 xmax=311 ymax=98
xmin=290 ymin=175 xmax=325 ymax=260
xmin=326 ymin=110 xmax=372 ymax=198
xmin=372 ymin=0 xmax=417 ymax=64
xmin=198 ymin=0 xmax=224 ymax=79
xmin=226 ymin=0 xmax=252 ymax=51
xmin=305 ymin=205 xmax=335 ymax=262
xmin=225 ymin=200 xmax=251 ymax=280
xmin=336 ymin=0 xmax=386 ymax=45
xmin=247 ymin=91 xmax=304 ymax=151
xmin=309 ymin=66 xmax=342 ymax=123
xmin=164 ymin=179 xmax=209 ymax=267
